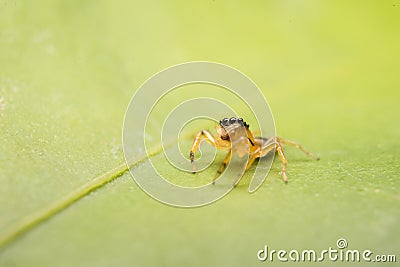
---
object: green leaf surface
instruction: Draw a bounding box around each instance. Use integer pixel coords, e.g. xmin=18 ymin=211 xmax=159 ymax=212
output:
xmin=1 ymin=1 xmax=399 ymax=266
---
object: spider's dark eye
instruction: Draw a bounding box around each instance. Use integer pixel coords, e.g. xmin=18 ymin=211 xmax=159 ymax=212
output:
xmin=220 ymin=118 xmax=229 ymax=126
xmin=229 ymin=117 xmax=237 ymax=124
xmin=237 ymin=118 xmax=243 ymax=124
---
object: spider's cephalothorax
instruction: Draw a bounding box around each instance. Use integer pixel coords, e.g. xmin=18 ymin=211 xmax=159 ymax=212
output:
xmin=189 ymin=117 xmax=319 ymax=185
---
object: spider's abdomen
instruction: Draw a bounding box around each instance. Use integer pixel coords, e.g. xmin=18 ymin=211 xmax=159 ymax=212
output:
xmin=219 ymin=117 xmax=249 ymax=129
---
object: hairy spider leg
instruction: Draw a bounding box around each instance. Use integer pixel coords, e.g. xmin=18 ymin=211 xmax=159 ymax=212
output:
xmin=212 ymin=128 xmax=258 ymax=184
xmin=255 ymin=138 xmax=288 ymax=183
xmin=245 ymin=127 xmax=256 ymax=146
xmin=276 ymin=137 xmax=320 ymax=160
xmin=213 ymin=145 xmax=260 ymax=186
xmin=189 ymin=130 xmax=229 ymax=173
xmin=258 ymin=137 xmax=320 ymax=183
xmin=245 ymin=145 xmax=263 ymax=171
xmin=212 ymin=149 xmax=232 ymax=184
xmin=276 ymin=142 xmax=288 ymax=183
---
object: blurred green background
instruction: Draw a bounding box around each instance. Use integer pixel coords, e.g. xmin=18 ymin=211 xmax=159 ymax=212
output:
xmin=0 ymin=1 xmax=399 ymax=266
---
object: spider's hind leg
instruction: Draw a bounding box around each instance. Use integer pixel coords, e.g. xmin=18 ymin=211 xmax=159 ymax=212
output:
xmin=276 ymin=137 xmax=320 ymax=160
xmin=257 ymin=139 xmax=289 ymax=183
xmin=275 ymin=142 xmax=288 ymax=183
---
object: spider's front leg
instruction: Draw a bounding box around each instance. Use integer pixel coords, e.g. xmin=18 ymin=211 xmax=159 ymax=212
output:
xmin=189 ymin=130 xmax=228 ymax=173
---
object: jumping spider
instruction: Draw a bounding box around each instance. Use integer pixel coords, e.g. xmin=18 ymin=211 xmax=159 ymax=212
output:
xmin=189 ymin=117 xmax=319 ymax=184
